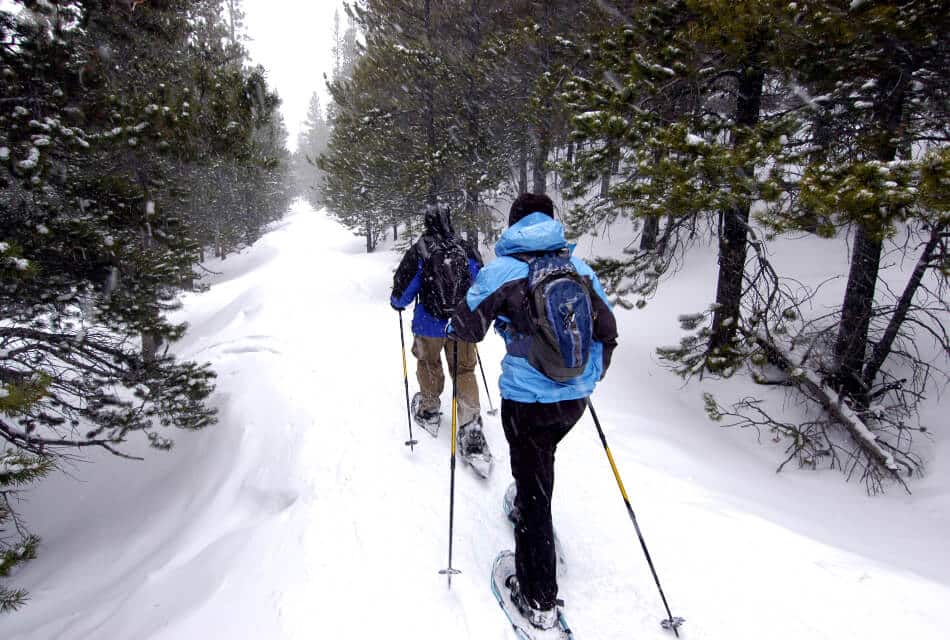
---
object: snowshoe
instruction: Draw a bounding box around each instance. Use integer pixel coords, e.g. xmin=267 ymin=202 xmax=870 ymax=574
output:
xmin=490 ymin=551 xmax=573 ymax=640
xmin=410 ymin=392 xmax=440 ymax=437
xmin=458 ymin=416 xmax=493 ymax=478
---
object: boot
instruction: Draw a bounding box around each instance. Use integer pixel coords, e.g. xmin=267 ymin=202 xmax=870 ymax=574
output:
xmin=505 ymin=574 xmax=558 ymax=630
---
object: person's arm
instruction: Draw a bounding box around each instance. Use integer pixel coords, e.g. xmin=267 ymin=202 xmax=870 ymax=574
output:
xmin=464 ymin=238 xmax=484 ymax=268
xmin=391 ymin=246 xmax=422 ymax=309
xmin=449 ymin=259 xmax=520 ymax=343
xmin=590 ymin=285 xmax=618 ymax=377
xmin=468 ymin=257 xmax=480 ymax=281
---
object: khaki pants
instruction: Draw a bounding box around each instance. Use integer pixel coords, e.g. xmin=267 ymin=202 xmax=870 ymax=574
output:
xmin=412 ymin=335 xmax=480 ymax=425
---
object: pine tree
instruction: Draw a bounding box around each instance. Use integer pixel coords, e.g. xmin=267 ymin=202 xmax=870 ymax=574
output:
xmin=322 ymin=0 xmax=464 ymax=249
xmin=294 ymin=92 xmax=330 ymax=207
xmin=1 ymin=0 xmax=290 ymax=606
xmin=772 ymin=0 xmax=950 ymax=407
xmin=0 ymin=444 xmax=52 ymax=612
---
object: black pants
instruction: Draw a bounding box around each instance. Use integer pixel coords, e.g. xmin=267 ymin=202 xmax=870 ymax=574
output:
xmin=501 ymin=397 xmax=588 ymax=610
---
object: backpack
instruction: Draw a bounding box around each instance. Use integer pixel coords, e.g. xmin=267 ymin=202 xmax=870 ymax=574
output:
xmin=520 ymin=251 xmax=595 ymax=382
xmin=419 ymin=237 xmax=472 ymax=320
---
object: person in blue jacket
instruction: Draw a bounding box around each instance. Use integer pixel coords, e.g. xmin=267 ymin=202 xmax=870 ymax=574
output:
xmin=449 ymin=193 xmax=618 ymax=630
xmin=390 ymin=204 xmax=490 ymax=461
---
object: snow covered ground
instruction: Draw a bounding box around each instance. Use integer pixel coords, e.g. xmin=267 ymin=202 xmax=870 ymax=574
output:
xmin=2 ymin=200 xmax=948 ymax=640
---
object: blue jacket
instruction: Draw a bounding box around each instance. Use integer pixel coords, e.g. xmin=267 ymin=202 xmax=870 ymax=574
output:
xmin=391 ymin=236 xmax=482 ymax=338
xmin=449 ymin=213 xmax=618 ymax=403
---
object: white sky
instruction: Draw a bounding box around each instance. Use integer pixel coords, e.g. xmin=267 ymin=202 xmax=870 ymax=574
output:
xmin=242 ymin=0 xmax=344 ymax=151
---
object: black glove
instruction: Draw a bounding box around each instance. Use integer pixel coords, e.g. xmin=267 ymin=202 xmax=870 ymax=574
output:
xmin=391 ymin=302 xmax=405 ymax=312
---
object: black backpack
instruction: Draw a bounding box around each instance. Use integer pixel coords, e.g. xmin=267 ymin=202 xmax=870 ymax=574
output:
xmin=419 ymin=237 xmax=472 ymax=320
xmin=519 ymin=251 xmax=595 ymax=382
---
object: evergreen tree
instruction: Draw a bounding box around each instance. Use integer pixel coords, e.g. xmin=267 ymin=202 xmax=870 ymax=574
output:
xmin=0 ymin=0 xmax=289 ymax=606
xmin=320 ymin=0 xmax=599 ymax=249
xmin=770 ymin=0 xmax=950 ymax=407
xmin=322 ymin=0 xmax=461 ymax=250
xmin=293 ymin=92 xmax=330 ymax=207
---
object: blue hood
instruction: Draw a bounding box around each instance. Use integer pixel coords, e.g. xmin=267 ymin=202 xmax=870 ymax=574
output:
xmin=494 ymin=213 xmax=568 ymax=257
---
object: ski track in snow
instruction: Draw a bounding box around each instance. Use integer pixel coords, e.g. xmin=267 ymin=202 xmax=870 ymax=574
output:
xmin=1 ymin=201 xmax=948 ymax=640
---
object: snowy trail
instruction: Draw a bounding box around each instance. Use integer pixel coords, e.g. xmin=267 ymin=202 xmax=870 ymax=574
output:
xmin=2 ymin=202 xmax=948 ymax=640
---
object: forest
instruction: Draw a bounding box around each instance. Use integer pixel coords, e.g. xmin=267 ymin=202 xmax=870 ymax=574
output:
xmin=1 ymin=0 xmax=948 ymax=626
xmin=306 ymin=0 xmax=949 ymax=495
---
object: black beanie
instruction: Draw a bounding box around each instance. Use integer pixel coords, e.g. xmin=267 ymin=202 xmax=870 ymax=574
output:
xmin=509 ymin=193 xmax=554 ymax=226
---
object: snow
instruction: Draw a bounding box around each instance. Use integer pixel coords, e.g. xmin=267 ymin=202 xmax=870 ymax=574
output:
xmin=790 ymin=84 xmax=831 ymax=111
xmin=1 ymin=201 xmax=948 ymax=640
xmin=0 ymin=147 xmax=9 ymax=160
xmin=17 ymin=147 xmax=40 ymax=170
xmin=808 ymin=372 xmax=897 ymax=471
xmin=685 ymin=133 xmax=704 ymax=146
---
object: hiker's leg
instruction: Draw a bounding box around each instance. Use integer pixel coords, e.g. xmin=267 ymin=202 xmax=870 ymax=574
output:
xmin=412 ymin=335 xmax=445 ymax=412
xmin=445 ymin=340 xmax=481 ymax=425
xmin=501 ymin=398 xmax=587 ymax=608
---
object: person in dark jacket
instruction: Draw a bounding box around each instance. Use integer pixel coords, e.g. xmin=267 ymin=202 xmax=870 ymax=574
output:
xmin=448 ymin=193 xmax=618 ymax=629
xmin=391 ymin=204 xmax=490 ymax=462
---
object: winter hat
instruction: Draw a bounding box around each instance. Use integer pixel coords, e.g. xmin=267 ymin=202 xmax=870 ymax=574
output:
xmin=508 ymin=193 xmax=554 ymax=226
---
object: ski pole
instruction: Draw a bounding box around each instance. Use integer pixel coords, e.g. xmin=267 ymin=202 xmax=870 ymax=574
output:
xmin=588 ymin=400 xmax=684 ymax=636
xmin=398 ymin=311 xmax=418 ymax=451
xmin=474 ymin=345 xmax=498 ymax=416
xmin=439 ymin=339 xmax=462 ymax=588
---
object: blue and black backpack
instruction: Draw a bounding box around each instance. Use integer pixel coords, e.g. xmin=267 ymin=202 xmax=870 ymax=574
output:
xmin=519 ymin=250 xmax=594 ymax=382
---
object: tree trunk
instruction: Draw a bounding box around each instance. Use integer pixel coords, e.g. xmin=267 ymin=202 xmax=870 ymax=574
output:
xmin=464 ymin=189 xmax=479 ymax=246
xmin=833 ymin=68 xmax=906 ymax=406
xmin=834 ymin=224 xmax=882 ymax=402
xmin=640 ymin=216 xmax=659 ymax=251
xmin=393 ymin=224 xmax=398 ymax=241
xmin=709 ymin=63 xmax=764 ymax=358
xmin=861 ymin=222 xmax=946 ymax=392
xmin=365 ymin=216 xmax=374 ymax=253
xmin=518 ymin=136 xmax=528 ymax=194
xmin=423 ymin=0 xmax=438 ymax=204
xmin=139 ymin=195 xmax=161 ymax=362
xmin=643 ymin=149 xmax=664 ymax=252
xmin=531 ymin=0 xmax=551 ymax=196
xmin=531 ymin=128 xmax=549 ymax=194
xmin=462 ymin=0 xmax=482 ymax=246
xmin=142 ymin=333 xmax=162 ymax=363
